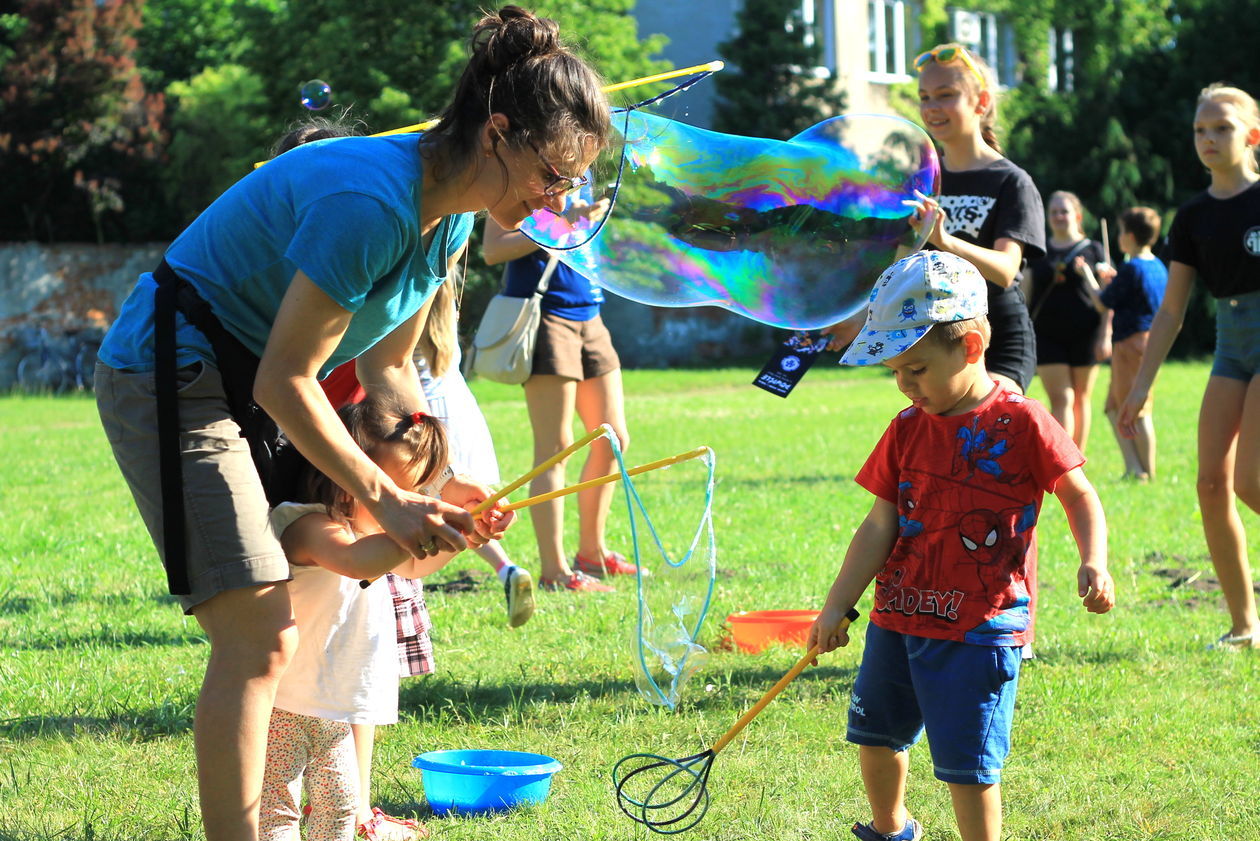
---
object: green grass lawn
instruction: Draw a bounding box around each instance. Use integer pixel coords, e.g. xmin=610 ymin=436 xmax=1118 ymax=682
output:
xmin=1 ymin=360 xmax=1257 ymax=840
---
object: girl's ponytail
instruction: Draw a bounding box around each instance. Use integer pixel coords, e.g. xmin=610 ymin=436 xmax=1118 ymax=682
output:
xmin=301 ymin=396 xmax=450 ymax=521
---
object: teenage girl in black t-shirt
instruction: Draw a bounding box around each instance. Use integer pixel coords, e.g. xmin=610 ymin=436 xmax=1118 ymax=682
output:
xmin=1120 ymin=84 xmax=1260 ymax=650
xmin=822 ymin=48 xmax=1044 ymax=395
xmin=1026 ymin=190 xmax=1108 ymax=451
xmin=906 ymin=44 xmax=1046 ymax=394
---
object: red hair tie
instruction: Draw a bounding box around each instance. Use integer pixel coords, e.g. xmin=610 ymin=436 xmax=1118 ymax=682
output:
xmin=411 ymin=411 xmax=427 ymax=425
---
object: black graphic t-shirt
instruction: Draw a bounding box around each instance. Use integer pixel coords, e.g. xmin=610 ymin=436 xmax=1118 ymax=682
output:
xmin=936 ymin=158 xmax=1046 ymax=388
xmin=1167 ymin=180 xmax=1260 ymax=299
xmin=1027 ymin=239 xmax=1106 ymax=327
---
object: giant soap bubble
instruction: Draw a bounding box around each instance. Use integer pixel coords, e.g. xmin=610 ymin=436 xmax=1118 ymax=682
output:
xmin=519 ymin=111 xmax=939 ymax=330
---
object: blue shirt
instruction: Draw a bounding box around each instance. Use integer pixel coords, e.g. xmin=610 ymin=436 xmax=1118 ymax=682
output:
xmin=1100 ymin=255 xmax=1167 ymax=343
xmin=502 ymin=250 xmax=603 ymax=322
xmin=100 ymin=134 xmax=474 ymax=378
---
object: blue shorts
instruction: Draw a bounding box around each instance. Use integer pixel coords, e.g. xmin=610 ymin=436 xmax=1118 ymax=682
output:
xmin=846 ymin=623 xmax=1022 ymax=785
xmin=1212 ymin=290 xmax=1260 ymax=382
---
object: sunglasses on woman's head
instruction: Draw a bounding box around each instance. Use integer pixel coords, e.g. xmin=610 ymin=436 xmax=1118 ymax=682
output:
xmin=914 ymin=45 xmax=987 ymax=90
xmin=529 ymin=142 xmax=590 ymax=199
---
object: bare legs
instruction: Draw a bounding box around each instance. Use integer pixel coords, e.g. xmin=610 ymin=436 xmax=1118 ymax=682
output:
xmin=1197 ymin=375 xmax=1260 ymax=640
xmin=1037 ymin=362 xmax=1099 ymax=451
xmin=1107 ymin=335 xmax=1155 ymax=478
xmin=192 ymin=584 xmax=298 ymax=841
xmin=350 ymin=723 xmax=376 ymax=825
xmin=574 ymin=368 xmax=628 ymax=560
xmin=858 ymin=746 xmax=1000 ymax=841
xmin=523 ymin=371 xmax=629 ymax=581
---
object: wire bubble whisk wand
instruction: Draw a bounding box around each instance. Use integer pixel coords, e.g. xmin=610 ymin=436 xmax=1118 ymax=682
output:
xmin=611 ymin=608 xmax=861 ymax=834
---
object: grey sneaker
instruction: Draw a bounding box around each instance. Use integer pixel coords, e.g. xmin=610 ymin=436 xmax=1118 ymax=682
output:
xmin=504 ymin=566 xmax=535 ymax=628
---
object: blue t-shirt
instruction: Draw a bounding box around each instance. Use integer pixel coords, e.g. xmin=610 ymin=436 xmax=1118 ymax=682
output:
xmin=1100 ymin=255 xmax=1167 ymax=343
xmin=502 ymin=250 xmax=603 ymax=322
xmin=100 ymin=135 xmax=474 ymax=378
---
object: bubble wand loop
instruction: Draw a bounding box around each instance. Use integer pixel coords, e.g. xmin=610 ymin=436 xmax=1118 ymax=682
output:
xmin=359 ymin=424 xmax=612 ymax=588
xmin=612 ymin=608 xmax=861 ymax=835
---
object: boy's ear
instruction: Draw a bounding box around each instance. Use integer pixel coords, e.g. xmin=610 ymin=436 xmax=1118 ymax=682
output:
xmin=962 ymin=330 xmax=985 ymax=363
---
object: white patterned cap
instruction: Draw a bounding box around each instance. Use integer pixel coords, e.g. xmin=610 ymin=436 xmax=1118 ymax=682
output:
xmin=839 ymin=251 xmax=988 ymax=366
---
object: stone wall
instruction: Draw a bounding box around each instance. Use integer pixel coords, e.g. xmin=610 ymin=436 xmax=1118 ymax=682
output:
xmin=0 ymin=243 xmax=777 ymax=388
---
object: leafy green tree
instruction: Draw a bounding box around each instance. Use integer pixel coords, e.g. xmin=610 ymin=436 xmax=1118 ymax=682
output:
xmin=0 ymin=0 xmax=165 ymax=242
xmin=712 ymin=0 xmax=847 ymax=140
xmin=164 ymin=64 xmax=273 ymax=225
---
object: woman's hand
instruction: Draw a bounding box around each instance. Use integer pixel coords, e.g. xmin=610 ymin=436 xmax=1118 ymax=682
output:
xmin=369 ymin=491 xmax=474 ymax=559
xmin=442 ymin=474 xmax=517 ymax=545
xmin=1093 ymin=334 xmax=1112 ymax=363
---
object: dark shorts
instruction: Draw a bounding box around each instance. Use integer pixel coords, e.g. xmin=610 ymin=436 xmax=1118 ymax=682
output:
xmin=531 ymin=311 xmax=620 ymax=380
xmin=1212 ymin=290 xmax=1260 ymax=382
xmin=1035 ymin=321 xmax=1101 ymax=368
xmin=95 ymin=361 xmax=291 ymax=614
xmin=846 ymin=623 xmax=1022 ymax=785
xmin=986 ymin=290 xmax=1037 ymax=391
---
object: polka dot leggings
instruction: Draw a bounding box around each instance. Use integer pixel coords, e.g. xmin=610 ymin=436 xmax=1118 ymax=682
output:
xmin=260 ymin=708 xmax=359 ymax=841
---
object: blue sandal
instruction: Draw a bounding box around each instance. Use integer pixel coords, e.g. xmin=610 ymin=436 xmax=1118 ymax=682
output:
xmin=851 ymin=817 xmax=923 ymax=841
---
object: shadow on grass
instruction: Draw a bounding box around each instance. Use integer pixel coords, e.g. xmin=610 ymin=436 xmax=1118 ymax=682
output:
xmin=11 ymin=626 xmax=206 ymax=651
xmin=1 ymin=701 xmax=194 ymax=742
xmin=398 ymin=662 xmax=857 ymax=720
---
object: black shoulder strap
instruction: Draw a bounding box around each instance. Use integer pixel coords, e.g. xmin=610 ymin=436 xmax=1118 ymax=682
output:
xmin=153 ymin=260 xmax=190 ymax=595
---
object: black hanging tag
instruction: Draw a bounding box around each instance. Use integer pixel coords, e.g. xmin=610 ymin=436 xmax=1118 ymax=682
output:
xmin=752 ymin=332 xmax=827 ymax=398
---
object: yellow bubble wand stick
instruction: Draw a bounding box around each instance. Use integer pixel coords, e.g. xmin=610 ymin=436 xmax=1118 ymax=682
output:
xmin=256 ymin=61 xmax=724 ymax=167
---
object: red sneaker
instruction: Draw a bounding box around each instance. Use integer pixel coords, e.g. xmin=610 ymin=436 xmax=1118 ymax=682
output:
xmin=539 ymin=570 xmax=615 ymax=592
xmin=574 ymin=550 xmax=642 ymax=578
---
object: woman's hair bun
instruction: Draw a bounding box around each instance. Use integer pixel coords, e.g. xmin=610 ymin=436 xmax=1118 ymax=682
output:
xmin=472 ymin=5 xmax=561 ymax=73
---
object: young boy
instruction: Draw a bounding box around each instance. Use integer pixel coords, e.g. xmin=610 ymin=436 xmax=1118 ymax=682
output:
xmin=1086 ymin=207 xmax=1168 ymax=480
xmin=808 ymin=251 xmax=1115 ymax=841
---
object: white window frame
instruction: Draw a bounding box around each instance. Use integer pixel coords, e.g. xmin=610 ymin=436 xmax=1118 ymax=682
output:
xmin=788 ymin=0 xmax=835 ymax=77
xmin=868 ymin=0 xmax=913 ymax=84
xmin=1048 ymin=26 xmax=1075 ymax=92
xmin=948 ymin=7 xmax=1015 ymax=88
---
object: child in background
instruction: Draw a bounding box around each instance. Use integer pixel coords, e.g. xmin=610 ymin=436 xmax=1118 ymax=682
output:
xmin=1086 ymin=206 xmax=1167 ymax=480
xmin=414 ymin=272 xmax=535 ymax=627
xmin=262 ymin=396 xmax=455 ymax=841
xmin=808 ymin=251 xmax=1114 ymax=841
xmin=1119 ymin=84 xmax=1260 ymax=649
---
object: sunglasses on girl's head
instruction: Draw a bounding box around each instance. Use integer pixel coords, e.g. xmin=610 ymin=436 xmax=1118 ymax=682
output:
xmin=914 ymin=45 xmax=987 ymax=90
xmin=529 ymin=142 xmax=590 ymax=199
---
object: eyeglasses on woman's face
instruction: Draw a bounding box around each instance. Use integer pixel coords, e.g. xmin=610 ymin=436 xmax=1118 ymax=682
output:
xmin=529 ymin=142 xmax=590 ymax=198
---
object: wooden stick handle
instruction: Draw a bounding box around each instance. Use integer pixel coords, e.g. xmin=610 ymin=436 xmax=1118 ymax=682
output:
xmin=710 ymin=608 xmax=860 ymax=756
xmin=359 ymin=426 xmax=612 ymax=588
xmin=500 ymin=447 xmax=710 ymax=512
xmin=469 ymin=425 xmax=613 ymax=516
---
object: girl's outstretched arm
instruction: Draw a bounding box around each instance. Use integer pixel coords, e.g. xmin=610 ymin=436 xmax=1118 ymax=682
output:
xmin=1117 ymin=261 xmax=1194 ymax=435
xmin=280 ymin=513 xmax=459 ymax=580
xmin=1053 ymin=466 xmax=1115 ymax=614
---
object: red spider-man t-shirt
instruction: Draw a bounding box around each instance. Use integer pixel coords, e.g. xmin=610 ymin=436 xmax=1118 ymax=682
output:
xmin=855 ymin=384 xmax=1083 ymax=646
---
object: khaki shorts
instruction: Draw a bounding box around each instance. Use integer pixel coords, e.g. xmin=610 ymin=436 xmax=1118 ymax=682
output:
xmin=531 ymin=311 xmax=620 ymax=380
xmin=95 ymin=361 xmax=291 ymax=614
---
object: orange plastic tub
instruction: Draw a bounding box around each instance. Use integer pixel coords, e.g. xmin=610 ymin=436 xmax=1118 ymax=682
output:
xmin=726 ymin=610 xmax=821 ymax=653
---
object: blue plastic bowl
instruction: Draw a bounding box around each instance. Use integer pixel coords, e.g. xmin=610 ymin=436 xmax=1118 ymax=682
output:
xmin=412 ymin=749 xmax=563 ymax=816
